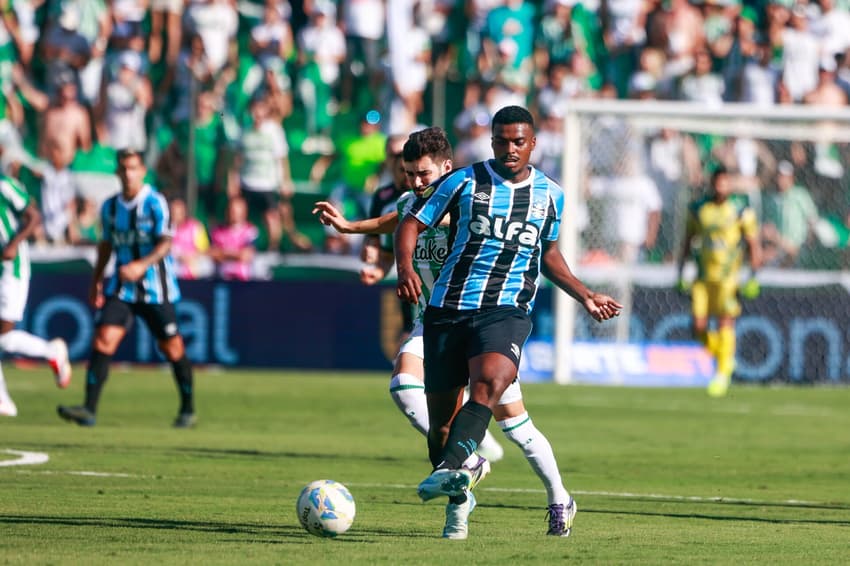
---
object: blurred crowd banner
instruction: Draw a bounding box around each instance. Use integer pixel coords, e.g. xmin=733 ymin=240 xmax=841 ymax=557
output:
xmin=24 ymin=274 xmax=850 ymax=384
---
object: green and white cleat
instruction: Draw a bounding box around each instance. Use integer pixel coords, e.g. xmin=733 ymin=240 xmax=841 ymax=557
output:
xmin=443 ymin=491 xmax=476 ymax=540
xmin=417 ymin=468 xmax=472 ymax=501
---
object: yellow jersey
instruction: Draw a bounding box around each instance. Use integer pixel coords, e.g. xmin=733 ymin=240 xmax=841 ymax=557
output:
xmin=686 ymin=196 xmax=758 ymax=283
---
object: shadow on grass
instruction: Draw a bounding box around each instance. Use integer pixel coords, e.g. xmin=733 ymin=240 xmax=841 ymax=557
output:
xmin=9 ymin=443 xmax=405 ymax=463
xmin=479 ymin=503 xmax=850 ymax=526
xmin=0 ymin=515 xmax=429 ymax=539
xmin=172 ymin=447 xmax=404 ymax=463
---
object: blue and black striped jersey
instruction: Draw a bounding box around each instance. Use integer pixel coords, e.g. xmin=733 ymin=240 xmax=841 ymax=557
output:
xmin=101 ymin=184 xmax=181 ymax=304
xmin=408 ymin=160 xmax=564 ymax=313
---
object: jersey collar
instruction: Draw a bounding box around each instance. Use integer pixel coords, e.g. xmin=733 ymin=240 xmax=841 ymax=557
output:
xmin=119 ymin=184 xmax=151 ymax=208
xmin=483 ymin=160 xmax=535 ymax=188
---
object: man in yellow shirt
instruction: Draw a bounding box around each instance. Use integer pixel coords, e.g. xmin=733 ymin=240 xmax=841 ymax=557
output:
xmin=677 ymin=166 xmax=763 ymax=397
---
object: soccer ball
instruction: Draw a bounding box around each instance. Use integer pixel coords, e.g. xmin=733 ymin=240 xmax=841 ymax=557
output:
xmin=296 ymin=480 xmax=356 ymax=537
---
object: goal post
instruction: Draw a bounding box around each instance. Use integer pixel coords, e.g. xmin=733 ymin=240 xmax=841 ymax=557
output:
xmin=553 ymin=100 xmax=850 ymax=385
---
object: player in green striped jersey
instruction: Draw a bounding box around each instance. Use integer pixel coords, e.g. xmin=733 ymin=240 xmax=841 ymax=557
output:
xmin=313 ymin=127 xmax=574 ymax=538
xmin=0 ymin=174 xmax=72 ymax=417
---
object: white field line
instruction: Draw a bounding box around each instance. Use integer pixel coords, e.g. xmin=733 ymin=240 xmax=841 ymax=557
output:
xmin=12 ymin=469 xmax=148 ymax=478
xmin=4 ymin=459 xmax=840 ymax=508
xmin=0 ymin=449 xmax=48 ymax=467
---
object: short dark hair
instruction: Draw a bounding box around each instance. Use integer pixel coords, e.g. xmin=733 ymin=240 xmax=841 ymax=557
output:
xmin=711 ymin=164 xmax=728 ymax=184
xmin=403 ymin=127 xmax=453 ymax=163
xmin=492 ymin=105 xmax=534 ymax=132
xmin=116 ymin=147 xmax=144 ymax=162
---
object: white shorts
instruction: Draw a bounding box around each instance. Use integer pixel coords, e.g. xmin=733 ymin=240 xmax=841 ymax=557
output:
xmin=397 ymin=319 xmax=425 ymax=359
xmin=151 ymin=0 xmax=183 ymax=14
xmin=397 ymin=320 xmax=524 ymax=406
xmin=0 ymin=271 xmax=29 ymax=322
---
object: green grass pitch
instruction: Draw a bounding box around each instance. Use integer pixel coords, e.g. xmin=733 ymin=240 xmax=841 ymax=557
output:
xmin=2 ymin=365 xmax=849 ymax=564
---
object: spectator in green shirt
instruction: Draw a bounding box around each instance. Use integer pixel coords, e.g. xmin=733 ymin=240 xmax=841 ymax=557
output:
xmin=762 ymin=160 xmax=820 ymax=267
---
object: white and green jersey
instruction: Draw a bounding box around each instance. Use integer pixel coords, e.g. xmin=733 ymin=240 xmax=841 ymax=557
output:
xmin=239 ymin=120 xmax=289 ymax=192
xmin=394 ymin=192 xmax=449 ymax=322
xmin=0 ymin=175 xmax=31 ymax=280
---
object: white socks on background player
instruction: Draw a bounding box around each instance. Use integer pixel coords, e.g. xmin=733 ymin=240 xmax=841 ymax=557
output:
xmin=389 ymin=373 xmax=430 ymax=435
xmin=0 ymin=330 xmax=52 ymax=359
xmin=0 ymin=331 xmax=60 ymax=417
xmin=389 ymin=372 xmax=503 ymax=465
xmin=498 ymin=412 xmax=570 ymax=506
xmin=0 ymin=364 xmax=17 ymax=416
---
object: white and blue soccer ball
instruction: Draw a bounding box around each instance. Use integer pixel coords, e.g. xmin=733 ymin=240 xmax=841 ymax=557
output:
xmin=296 ymin=479 xmax=356 ymax=537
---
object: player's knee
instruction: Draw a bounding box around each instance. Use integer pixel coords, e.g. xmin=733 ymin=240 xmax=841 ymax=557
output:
xmin=93 ymin=334 xmax=120 ymax=355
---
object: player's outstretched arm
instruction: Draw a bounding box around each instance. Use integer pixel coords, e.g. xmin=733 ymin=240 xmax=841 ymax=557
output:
xmin=540 ymin=240 xmax=622 ymax=322
xmin=312 ymin=201 xmax=399 ymax=235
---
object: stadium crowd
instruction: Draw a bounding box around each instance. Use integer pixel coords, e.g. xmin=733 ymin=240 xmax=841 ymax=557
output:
xmin=0 ymin=0 xmax=848 ymax=277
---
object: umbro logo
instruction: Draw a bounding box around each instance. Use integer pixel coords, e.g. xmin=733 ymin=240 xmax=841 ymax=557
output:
xmin=473 ymin=192 xmax=490 ymax=202
xmin=510 ymin=343 xmax=520 ymax=358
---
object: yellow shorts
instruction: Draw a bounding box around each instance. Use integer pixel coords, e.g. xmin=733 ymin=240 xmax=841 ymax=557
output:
xmin=691 ymin=280 xmax=740 ymax=319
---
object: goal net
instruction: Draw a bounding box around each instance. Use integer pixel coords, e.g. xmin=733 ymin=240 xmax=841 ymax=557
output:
xmin=549 ymin=100 xmax=850 ymax=386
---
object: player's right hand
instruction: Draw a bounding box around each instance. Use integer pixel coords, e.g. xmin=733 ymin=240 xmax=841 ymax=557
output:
xmin=741 ymin=278 xmax=760 ymax=300
xmin=89 ymin=281 xmax=104 ymax=308
xmin=359 ymin=265 xmax=385 ymax=286
xmin=675 ymin=278 xmax=691 ymax=296
xmin=1 ymin=242 xmax=16 ymax=261
xmin=396 ymin=266 xmax=422 ymax=305
xmin=312 ymin=201 xmax=347 ymax=232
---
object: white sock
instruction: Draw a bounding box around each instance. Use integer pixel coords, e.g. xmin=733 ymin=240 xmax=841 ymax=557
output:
xmin=499 ymin=412 xmax=569 ymax=505
xmin=389 ymin=373 xmax=429 ymax=436
xmin=0 ymin=363 xmax=17 ymax=416
xmin=0 ymin=330 xmax=51 ymax=359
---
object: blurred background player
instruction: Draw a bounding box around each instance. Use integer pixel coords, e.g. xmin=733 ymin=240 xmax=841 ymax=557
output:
xmin=315 ymin=126 xmax=576 ymax=538
xmin=0 ymin=173 xmax=72 ymax=417
xmin=677 ymin=166 xmax=763 ymax=398
xmin=57 ymin=149 xmax=196 ymax=428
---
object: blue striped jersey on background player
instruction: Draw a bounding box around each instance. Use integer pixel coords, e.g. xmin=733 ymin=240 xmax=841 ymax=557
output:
xmin=409 ymin=160 xmax=563 ymax=313
xmin=101 ymin=184 xmax=181 ymax=304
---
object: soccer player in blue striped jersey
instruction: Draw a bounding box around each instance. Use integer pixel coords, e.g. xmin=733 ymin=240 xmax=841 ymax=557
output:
xmin=315 ymin=128 xmax=580 ymax=537
xmin=396 ymin=106 xmax=623 ymax=539
xmin=0 ymin=174 xmax=72 ymax=417
xmin=57 ymin=149 xmax=196 ymax=428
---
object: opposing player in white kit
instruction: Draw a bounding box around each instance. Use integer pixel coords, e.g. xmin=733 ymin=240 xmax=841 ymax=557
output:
xmin=0 ymin=175 xmax=72 ymax=417
xmin=314 ymin=127 xmax=574 ymax=538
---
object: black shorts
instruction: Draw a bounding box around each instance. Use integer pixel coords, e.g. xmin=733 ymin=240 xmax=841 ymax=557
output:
xmin=422 ymin=305 xmax=532 ymax=394
xmin=242 ymin=187 xmax=280 ymax=216
xmin=95 ymin=296 xmax=181 ymax=341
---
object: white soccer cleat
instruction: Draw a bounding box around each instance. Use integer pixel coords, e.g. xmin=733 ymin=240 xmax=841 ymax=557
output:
xmin=417 ymin=468 xmax=472 ymax=501
xmin=48 ymin=338 xmax=72 ymax=389
xmin=442 ymin=491 xmax=476 ymax=540
xmin=462 ymin=455 xmax=490 ymax=491
xmin=0 ymin=390 xmax=18 ymax=417
xmin=477 ymin=430 xmax=505 ymax=463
